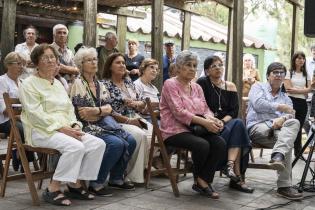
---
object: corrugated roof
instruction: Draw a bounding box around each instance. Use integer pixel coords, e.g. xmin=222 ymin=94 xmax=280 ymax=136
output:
xmin=99 ymin=9 xmax=272 ymax=50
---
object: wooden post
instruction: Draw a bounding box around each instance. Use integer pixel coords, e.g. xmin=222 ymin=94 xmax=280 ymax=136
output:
xmin=0 ymin=0 xmax=17 ymax=75
xmin=227 ymin=0 xmax=244 ymax=115
xmin=116 ymin=15 xmax=127 ymax=53
xmin=225 ymin=7 xmax=233 ymax=81
xmin=83 ymin=0 xmax=97 ymax=47
xmin=181 ymin=11 xmax=191 ymax=51
xmin=152 ymin=0 xmax=164 ymax=91
xmin=291 ymin=3 xmax=299 ymax=59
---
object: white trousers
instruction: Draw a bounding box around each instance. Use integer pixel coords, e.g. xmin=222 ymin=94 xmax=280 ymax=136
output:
xmin=32 ymin=130 xmax=106 ymax=183
xmin=120 ymin=123 xmax=152 ymax=183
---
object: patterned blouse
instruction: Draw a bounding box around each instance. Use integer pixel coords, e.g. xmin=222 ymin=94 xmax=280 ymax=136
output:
xmin=102 ymin=78 xmax=144 ymax=117
xmin=69 ymin=76 xmax=128 ymax=138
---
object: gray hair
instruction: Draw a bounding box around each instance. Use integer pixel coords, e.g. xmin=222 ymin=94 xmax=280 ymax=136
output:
xmin=53 ymin=24 xmax=68 ymax=36
xmin=3 ymin=52 xmax=25 ymax=69
xmin=104 ymin=32 xmax=117 ymax=41
xmin=175 ymin=50 xmax=199 ymax=69
xmin=74 ymin=47 xmax=97 ymax=71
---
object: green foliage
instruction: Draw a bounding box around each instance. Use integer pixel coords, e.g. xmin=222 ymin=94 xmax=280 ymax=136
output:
xmin=191 ymin=2 xmax=229 ymax=26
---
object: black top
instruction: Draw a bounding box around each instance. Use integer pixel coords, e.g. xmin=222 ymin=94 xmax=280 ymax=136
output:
xmin=124 ymin=53 xmax=145 ymax=81
xmin=196 ymin=76 xmax=239 ymax=120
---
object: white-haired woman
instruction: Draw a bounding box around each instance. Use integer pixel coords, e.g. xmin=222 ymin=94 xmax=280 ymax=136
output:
xmin=160 ymin=50 xmax=226 ymax=199
xmin=70 ymin=47 xmax=137 ymax=194
xmin=242 ymin=53 xmax=260 ymax=96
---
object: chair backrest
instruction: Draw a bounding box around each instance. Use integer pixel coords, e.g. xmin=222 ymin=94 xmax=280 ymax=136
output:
xmin=3 ymin=92 xmax=24 ymax=148
xmin=242 ymin=97 xmax=249 ymax=122
xmin=145 ymin=97 xmax=163 ymax=142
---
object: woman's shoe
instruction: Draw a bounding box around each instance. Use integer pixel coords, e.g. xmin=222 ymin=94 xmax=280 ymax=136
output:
xmin=223 ymin=160 xmax=240 ymax=182
xmin=229 ymin=179 xmax=254 ymax=193
xmin=192 ymin=183 xmax=220 ymax=199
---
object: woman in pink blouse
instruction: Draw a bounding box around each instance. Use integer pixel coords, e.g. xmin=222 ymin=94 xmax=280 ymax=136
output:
xmin=160 ymin=50 xmax=226 ymax=199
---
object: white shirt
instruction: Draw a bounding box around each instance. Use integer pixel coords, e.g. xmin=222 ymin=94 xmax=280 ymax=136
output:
xmin=285 ymin=70 xmax=310 ymax=99
xmin=306 ymin=57 xmax=315 ymax=100
xmin=134 ymin=78 xmax=159 ymax=103
xmin=0 ymin=74 xmax=19 ymax=124
xmin=15 ymin=42 xmax=39 ymax=80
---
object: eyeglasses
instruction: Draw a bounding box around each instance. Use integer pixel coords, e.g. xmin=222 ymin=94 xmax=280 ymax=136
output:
xmin=40 ymin=55 xmax=56 ymax=62
xmin=83 ymin=58 xmax=98 ymax=64
xmin=8 ymin=62 xmax=24 ymax=66
xmin=271 ymin=70 xmax=286 ymax=77
xmin=146 ymin=65 xmax=160 ymax=72
xmin=210 ymin=63 xmax=224 ymax=69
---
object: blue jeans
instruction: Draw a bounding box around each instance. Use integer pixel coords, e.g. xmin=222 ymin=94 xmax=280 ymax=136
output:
xmin=90 ymin=133 xmax=136 ymax=185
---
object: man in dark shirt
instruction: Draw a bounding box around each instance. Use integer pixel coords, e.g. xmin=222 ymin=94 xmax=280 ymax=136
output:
xmin=162 ymin=40 xmax=176 ymax=82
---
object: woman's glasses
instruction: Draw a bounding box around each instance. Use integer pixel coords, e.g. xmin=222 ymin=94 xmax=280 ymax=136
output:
xmin=40 ymin=55 xmax=57 ymax=62
xmin=8 ymin=62 xmax=24 ymax=66
xmin=210 ymin=63 xmax=224 ymax=69
xmin=83 ymin=58 xmax=98 ymax=64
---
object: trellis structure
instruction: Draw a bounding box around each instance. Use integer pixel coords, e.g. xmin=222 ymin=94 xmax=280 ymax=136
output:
xmin=0 ymin=0 xmax=304 ymax=111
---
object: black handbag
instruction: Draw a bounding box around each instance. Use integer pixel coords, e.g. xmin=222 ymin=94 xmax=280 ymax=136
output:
xmin=189 ymin=124 xmax=209 ymax=136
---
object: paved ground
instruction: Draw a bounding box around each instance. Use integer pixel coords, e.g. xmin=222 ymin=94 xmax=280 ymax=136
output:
xmin=1 ymin=139 xmax=315 ymax=210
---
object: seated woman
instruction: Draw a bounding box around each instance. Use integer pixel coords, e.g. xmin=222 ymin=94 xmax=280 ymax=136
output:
xmin=197 ymin=55 xmax=254 ymax=193
xmin=0 ymin=52 xmax=34 ymax=171
xmin=101 ymin=53 xmax=151 ymax=184
xmin=19 ymin=43 xmax=106 ymax=206
xmin=134 ymin=58 xmax=160 ymax=121
xmin=70 ymin=47 xmax=137 ymax=194
xmin=160 ymin=50 xmax=226 ymax=199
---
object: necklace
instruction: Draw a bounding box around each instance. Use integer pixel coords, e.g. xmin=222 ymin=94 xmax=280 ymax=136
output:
xmin=210 ymin=80 xmax=222 ymax=114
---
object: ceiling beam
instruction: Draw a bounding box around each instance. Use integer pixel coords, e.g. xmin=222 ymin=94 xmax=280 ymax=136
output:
xmin=98 ymin=7 xmax=146 ymax=18
xmin=210 ymin=0 xmax=234 ymax=9
xmin=286 ymin=0 xmax=303 ymax=8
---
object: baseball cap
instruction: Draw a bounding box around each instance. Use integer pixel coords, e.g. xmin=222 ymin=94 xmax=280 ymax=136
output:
xmin=164 ymin=40 xmax=175 ymax=46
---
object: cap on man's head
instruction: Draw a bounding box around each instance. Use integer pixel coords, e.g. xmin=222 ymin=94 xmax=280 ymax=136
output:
xmin=164 ymin=40 xmax=175 ymax=46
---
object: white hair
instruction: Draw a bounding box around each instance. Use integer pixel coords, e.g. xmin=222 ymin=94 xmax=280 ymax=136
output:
xmin=53 ymin=24 xmax=68 ymax=36
xmin=243 ymin=53 xmax=256 ymax=69
xmin=175 ymin=50 xmax=199 ymax=69
xmin=73 ymin=47 xmax=97 ymax=71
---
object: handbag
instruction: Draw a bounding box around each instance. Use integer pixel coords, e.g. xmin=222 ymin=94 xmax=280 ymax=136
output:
xmin=189 ymin=115 xmax=215 ymax=136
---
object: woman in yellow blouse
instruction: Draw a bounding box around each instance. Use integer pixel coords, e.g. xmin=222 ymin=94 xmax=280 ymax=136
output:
xmin=242 ymin=53 xmax=261 ymax=96
xmin=19 ymin=44 xmax=106 ymax=206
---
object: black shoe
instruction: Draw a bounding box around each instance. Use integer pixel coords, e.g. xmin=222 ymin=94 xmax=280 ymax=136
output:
xmin=229 ymin=179 xmax=254 ymax=193
xmin=222 ymin=161 xmax=240 ymax=182
xmin=108 ymin=182 xmax=135 ymax=190
xmin=269 ymin=152 xmax=285 ymax=170
xmin=88 ymin=186 xmax=113 ymax=197
xmin=192 ymin=183 xmax=219 ymax=199
xmin=277 ymin=187 xmax=303 ymax=200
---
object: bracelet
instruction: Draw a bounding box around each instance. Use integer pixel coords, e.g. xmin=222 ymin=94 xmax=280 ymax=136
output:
xmin=71 ymin=123 xmax=79 ymax=128
xmin=98 ymin=107 xmax=102 ymax=115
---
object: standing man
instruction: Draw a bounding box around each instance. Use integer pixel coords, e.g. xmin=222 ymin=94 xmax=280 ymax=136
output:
xmin=97 ymin=32 xmax=119 ymax=79
xmin=51 ymin=24 xmax=79 ymax=83
xmin=162 ymin=40 xmax=176 ymax=82
xmin=247 ymin=62 xmax=303 ymax=200
xmin=304 ymin=44 xmax=315 ymax=134
xmin=15 ymin=25 xmax=39 ymax=79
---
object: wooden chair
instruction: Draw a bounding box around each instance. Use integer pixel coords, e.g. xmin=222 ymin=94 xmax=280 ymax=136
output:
xmin=1 ymin=93 xmax=59 ymax=206
xmin=144 ymin=98 xmax=191 ymax=197
xmin=242 ymin=97 xmax=277 ymax=170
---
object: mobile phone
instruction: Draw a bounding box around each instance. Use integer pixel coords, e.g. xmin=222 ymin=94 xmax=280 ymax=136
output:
xmin=138 ymin=118 xmax=148 ymax=130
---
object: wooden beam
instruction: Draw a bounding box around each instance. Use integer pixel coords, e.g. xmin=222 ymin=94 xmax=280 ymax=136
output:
xmin=210 ymin=0 xmax=234 ymax=8
xmin=116 ymin=15 xmax=127 ymax=53
xmin=225 ymin=7 xmax=233 ymax=81
xmin=227 ymin=0 xmax=244 ymax=115
xmin=0 ymin=0 xmax=17 ymax=75
xmin=291 ymin=4 xmax=299 ymax=58
xmin=164 ymin=0 xmax=194 ymax=12
xmin=83 ymin=0 xmax=97 ymax=47
xmin=181 ymin=11 xmax=191 ymax=51
xmin=98 ymin=7 xmax=146 ymax=19
xmin=152 ymin=0 xmax=164 ymax=91
xmin=286 ymin=0 xmax=303 ymax=8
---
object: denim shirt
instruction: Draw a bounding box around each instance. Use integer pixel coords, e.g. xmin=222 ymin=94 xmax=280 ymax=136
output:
xmin=246 ymin=82 xmax=293 ymax=129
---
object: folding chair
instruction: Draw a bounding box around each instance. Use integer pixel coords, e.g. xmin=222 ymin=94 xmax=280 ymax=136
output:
xmin=1 ymin=93 xmax=59 ymax=206
xmin=144 ymin=98 xmax=191 ymax=197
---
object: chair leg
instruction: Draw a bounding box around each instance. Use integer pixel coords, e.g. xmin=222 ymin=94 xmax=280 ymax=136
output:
xmin=145 ymin=133 xmax=157 ymax=188
xmin=0 ymin=133 xmax=14 ymax=197
xmin=159 ymin=143 xmax=179 ymax=197
xmin=250 ymin=150 xmax=255 ymax=163
xmin=37 ymin=153 xmax=47 ymax=190
xmin=176 ymin=150 xmax=181 ymax=183
xmin=259 ymin=148 xmax=264 ymax=157
xmin=18 ymin=146 xmax=40 ymax=206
